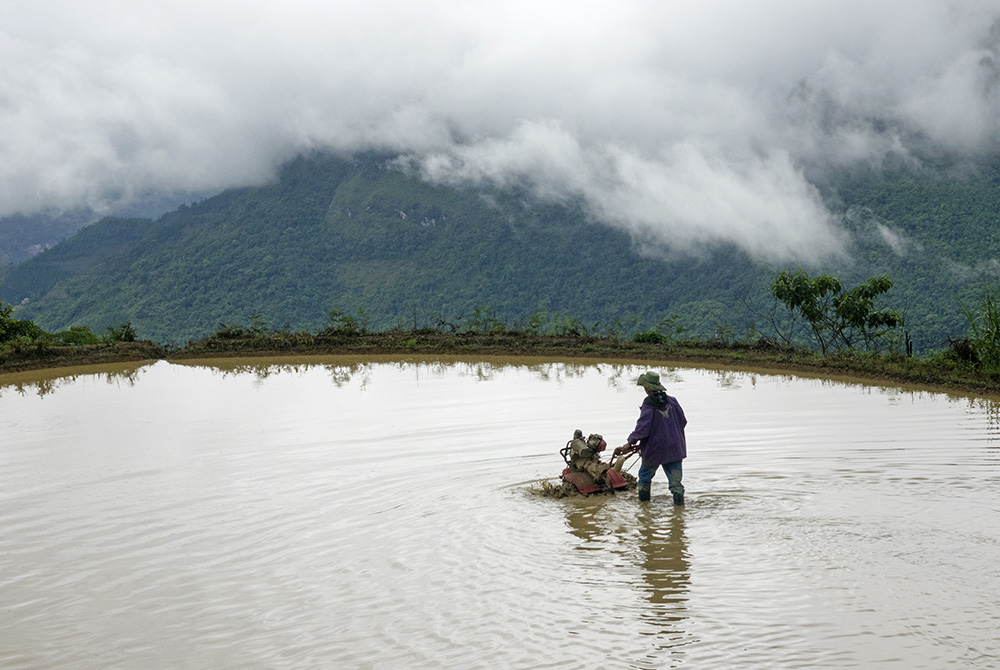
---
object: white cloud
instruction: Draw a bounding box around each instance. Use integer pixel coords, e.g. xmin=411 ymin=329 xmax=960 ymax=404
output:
xmin=2 ymin=0 xmax=999 ymax=261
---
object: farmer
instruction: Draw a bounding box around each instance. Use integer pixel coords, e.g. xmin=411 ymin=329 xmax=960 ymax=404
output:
xmin=614 ymin=371 xmax=687 ymax=505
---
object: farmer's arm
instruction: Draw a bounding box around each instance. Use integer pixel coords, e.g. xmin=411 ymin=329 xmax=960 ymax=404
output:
xmin=627 ymin=405 xmax=654 ymax=445
xmin=615 ymin=406 xmax=652 ymax=455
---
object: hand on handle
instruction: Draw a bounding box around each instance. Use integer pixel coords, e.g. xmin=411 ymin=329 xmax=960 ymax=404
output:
xmin=613 ymin=444 xmax=636 ymax=457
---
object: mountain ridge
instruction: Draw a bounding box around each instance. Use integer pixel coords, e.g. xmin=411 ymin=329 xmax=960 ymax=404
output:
xmin=3 ymin=151 xmax=999 ymax=350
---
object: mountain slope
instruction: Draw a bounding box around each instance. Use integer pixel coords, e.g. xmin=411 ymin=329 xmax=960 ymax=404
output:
xmin=4 ymin=152 xmax=1000 ymax=351
xmin=3 ymin=153 xmax=767 ymax=343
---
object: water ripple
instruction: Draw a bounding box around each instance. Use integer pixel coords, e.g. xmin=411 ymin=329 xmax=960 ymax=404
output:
xmin=2 ymin=360 xmax=999 ymax=668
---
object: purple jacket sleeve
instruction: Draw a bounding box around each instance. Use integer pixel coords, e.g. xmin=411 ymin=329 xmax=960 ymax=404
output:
xmin=627 ymin=405 xmax=656 ymax=445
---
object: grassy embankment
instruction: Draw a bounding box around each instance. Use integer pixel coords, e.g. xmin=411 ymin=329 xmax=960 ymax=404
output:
xmin=3 ymin=328 xmax=999 ymax=398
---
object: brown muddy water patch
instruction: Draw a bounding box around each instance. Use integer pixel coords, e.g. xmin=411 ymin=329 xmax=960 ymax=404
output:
xmin=2 ymin=358 xmax=999 ymax=669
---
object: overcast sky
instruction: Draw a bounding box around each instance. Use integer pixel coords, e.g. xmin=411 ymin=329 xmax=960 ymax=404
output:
xmin=2 ymin=1 xmax=999 ymax=262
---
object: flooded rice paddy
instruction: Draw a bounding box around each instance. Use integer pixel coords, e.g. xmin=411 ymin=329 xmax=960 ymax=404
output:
xmin=1 ymin=356 xmax=998 ymax=669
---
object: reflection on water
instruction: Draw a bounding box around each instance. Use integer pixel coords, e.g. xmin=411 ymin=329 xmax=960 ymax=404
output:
xmin=0 ymin=362 xmax=150 ymax=398
xmin=636 ymin=511 xmax=689 ymax=629
xmin=2 ymin=357 xmax=1000 ymax=669
xmin=561 ymin=496 xmax=692 ymax=669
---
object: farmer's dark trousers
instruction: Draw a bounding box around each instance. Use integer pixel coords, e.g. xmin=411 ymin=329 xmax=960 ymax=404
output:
xmin=637 ymin=461 xmax=683 ymax=498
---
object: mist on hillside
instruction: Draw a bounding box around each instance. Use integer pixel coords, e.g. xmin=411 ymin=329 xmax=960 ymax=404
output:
xmin=2 ymin=1 xmax=999 ymax=263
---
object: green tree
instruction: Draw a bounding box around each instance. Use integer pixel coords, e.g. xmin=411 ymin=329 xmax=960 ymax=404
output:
xmin=834 ymin=275 xmax=903 ymax=352
xmin=54 ymin=326 xmax=100 ymax=345
xmin=103 ymin=321 xmax=138 ymax=343
xmin=0 ymin=292 xmax=46 ymax=343
xmin=325 ymin=306 xmax=371 ymax=335
xmin=771 ymin=270 xmax=902 ymax=353
xmin=0 ymin=296 xmax=13 ymax=342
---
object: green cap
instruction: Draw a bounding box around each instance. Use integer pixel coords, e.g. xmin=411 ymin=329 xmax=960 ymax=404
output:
xmin=636 ymin=371 xmax=666 ymax=392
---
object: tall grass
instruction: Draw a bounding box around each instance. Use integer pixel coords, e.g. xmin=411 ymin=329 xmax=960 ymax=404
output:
xmin=960 ymin=283 xmax=1000 ymax=372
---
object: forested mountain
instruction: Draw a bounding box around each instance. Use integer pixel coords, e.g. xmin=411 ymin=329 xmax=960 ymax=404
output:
xmin=2 ymin=151 xmax=999 ymax=350
xmin=0 ymin=192 xmax=203 ymax=265
xmin=0 ymin=211 xmax=94 ymax=265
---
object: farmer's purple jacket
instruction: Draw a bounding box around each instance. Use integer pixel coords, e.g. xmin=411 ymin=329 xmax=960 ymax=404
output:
xmin=627 ymin=391 xmax=687 ymax=467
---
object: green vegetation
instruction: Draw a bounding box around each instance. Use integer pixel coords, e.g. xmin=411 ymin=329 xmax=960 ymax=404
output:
xmin=958 ymin=282 xmax=1000 ymax=370
xmin=1 ymin=297 xmax=43 ymax=342
xmin=770 ymin=270 xmax=902 ymax=354
xmin=2 ymin=283 xmax=146 ymax=366
xmin=325 ymin=306 xmax=372 ymax=335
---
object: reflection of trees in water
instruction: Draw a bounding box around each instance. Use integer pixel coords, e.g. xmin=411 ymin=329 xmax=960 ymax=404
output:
xmin=332 ymin=359 xmax=673 ymax=387
xmin=184 ymin=358 xmax=693 ymax=391
xmin=455 ymin=361 xmax=503 ymax=382
xmin=198 ymin=358 xmax=600 ymax=386
xmin=451 ymin=360 xmax=680 ymax=388
xmin=178 ymin=357 xmax=1000 ymax=437
xmin=714 ymin=368 xmax=747 ymax=389
xmin=0 ymin=364 xmax=148 ymax=399
xmin=525 ymin=362 xmax=590 ymax=383
xmin=325 ymin=362 xmax=374 ymax=389
xmin=0 ymin=377 xmax=59 ymax=398
xmin=197 ymin=362 xmax=301 ymax=380
xmin=603 ymin=365 xmax=685 ymax=391
xmin=957 ymin=395 xmax=1000 ymax=442
xmin=195 ymin=360 xmax=377 ymax=388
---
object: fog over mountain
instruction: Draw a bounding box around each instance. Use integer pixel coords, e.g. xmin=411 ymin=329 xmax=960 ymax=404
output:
xmin=3 ymin=0 xmax=999 ymax=262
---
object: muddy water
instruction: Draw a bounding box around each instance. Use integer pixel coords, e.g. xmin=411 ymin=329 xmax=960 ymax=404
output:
xmin=1 ymin=357 xmax=998 ymax=669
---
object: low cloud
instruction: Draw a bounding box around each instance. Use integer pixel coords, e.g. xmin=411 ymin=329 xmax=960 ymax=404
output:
xmin=2 ymin=0 xmax=999 ymax=262
xmin=414 ymin=124 xmax=844 ymax=262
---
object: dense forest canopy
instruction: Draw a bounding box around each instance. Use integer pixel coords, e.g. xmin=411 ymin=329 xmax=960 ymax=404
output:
xmin=2 ymin=152 xmax=999 ymax=351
